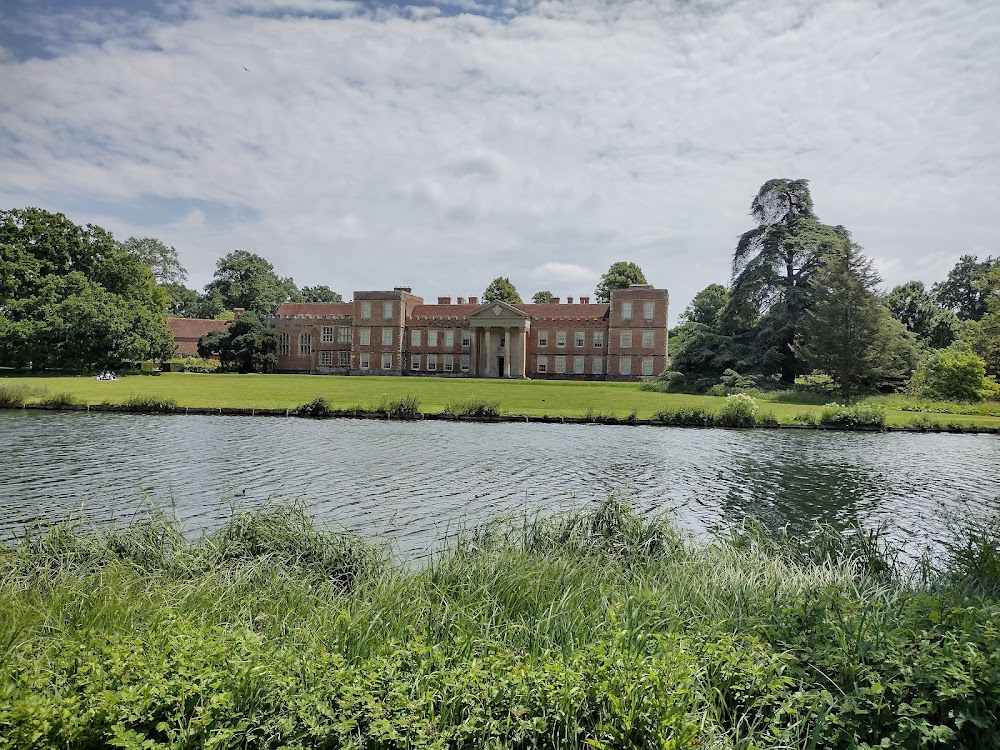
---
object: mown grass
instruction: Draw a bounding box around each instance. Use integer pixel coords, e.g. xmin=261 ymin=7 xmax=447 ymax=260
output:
xmin=2 ymin=498 xmax=999 ymax=749
xmin=3 ymin=373 xmax=1000 ymax=428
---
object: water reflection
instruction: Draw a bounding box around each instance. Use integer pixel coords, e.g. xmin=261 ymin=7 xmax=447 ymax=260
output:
xmin=0 ymin=411 xmax=997 ymax=559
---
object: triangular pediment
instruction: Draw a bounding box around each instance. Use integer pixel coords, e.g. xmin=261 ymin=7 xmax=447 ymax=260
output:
xmin=469 ymin=300 xmax=530 ymax=321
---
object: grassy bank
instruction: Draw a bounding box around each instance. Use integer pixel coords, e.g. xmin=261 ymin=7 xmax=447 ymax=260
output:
xmin=2 ymin=499 xmax=999 ymax=749
xmin=3 ymin=372 xmax=1000 ymax=428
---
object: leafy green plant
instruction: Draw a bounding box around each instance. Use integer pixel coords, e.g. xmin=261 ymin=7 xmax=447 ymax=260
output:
xmin=819 ymin=402 xmax=886 ymax=428
xmin=373 ymin=394 xmax=421 ymax=418
xmin=443 ymin=398 xmax=503 ymax=418
xmin=120 ymin=395 xmax=177 ymax=412
xmin=0 ymin=384 xmax=31 ymax=406
xmin=652 ymin=407 xmax=715 ymax=426
xmin=293 ymin=396 xmax=334 ymax=417
xmin=718 ymin=393 xmax=759 ymax=426
xmin=39 ymin=392 xmax=79 ymax=407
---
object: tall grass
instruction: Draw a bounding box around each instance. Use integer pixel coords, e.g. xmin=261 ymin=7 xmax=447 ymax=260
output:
xmin=2 ymin=498 xmax=999 ymax=749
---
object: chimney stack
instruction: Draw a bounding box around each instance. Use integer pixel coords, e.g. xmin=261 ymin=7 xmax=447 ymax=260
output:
xmin=437 ymin=296 xmax=452 ymax=305
xmin=566 ymin=296 xmax=574 ymax=304
xmin=580 ymin=296 xmax=590 ymax=304
xmin=468 ymin=296 xmax=478 ymax=305
xmin=457 ymin=297 xmax=466 ymax=304
xmin=549 ymin=297 xmax=560 ymax=304
xmin=233 ymin=308 xmax=245 ymax=319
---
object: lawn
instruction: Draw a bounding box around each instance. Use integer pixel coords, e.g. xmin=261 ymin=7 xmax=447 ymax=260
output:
xmin=3 ymin=372 xmax=1000 ymax=428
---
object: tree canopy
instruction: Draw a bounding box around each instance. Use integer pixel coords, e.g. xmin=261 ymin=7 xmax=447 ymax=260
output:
xmin=594 ymin=262 xmax=647 ymax=303
xmin=203 ymin=250 xmax=301 ymax=318
xmin=796 ymin=241 xmax=917 ymax=395
xmin=726 ymin=179 xmax=851 ymax=382
xmin=0 ymin=208 xmax=174 ymax=370
xmin=884 ymin=281 xmax=957 ymax=349
xmin=482 ymin=277 xmax=522 ymax=305
xmin=300 ymin=285 xmax=344 ymax=303
xmin=121 ymin=237 xmax=188 ymax=286
xmin=197 ymin=312 xmax=279 ymax=373
xmin=531 ymin=291 xmax=553 ymax=304
xmin=932 ymin=255 xmax=998 ymax=321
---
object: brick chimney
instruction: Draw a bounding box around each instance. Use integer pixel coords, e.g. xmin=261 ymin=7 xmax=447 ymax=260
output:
xmin=468 ymin=296 xmax=478 ymax=305
xmin=457 ymin=297 xmax=466 ymax=304
xmin=580 ymin=296 xmax=590 ymax=304
xmin=233 ymin=308 xmax=245 ymax=319
xmin=437 ymin=296 xmax=452 ymax=305
xmin=566 ymin=296 xmax=574 ymax=304
xmin=549 ymin=297 xmax=560 ymax=304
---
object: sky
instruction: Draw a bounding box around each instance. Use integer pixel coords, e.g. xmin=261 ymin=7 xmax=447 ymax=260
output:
xmin=1 ymin=0 xmax=997 ymax=321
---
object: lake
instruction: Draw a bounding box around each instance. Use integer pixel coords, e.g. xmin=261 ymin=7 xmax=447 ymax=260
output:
xmin=1 ymin=410 xmax=998 ymax=559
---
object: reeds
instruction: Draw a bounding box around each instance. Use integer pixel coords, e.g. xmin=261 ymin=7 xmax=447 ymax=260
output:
xmin=2 ymin=498 xmax=999 ymax=749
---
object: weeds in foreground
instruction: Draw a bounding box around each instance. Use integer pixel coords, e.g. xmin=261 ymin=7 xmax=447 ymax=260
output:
xmin=119 ymin=395 xmax=178 ymax=412
xmin=38 ymin=392 xmax=79 ymax=407
xmin=1 ymin=498 xmax=1000 ymax=748
xmin=0 ymin=383 xmax=40 ymax=406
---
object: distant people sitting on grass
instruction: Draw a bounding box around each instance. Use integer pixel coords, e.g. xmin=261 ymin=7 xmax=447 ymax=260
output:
xmin=96 ymin=371 xmax=117 ymax=381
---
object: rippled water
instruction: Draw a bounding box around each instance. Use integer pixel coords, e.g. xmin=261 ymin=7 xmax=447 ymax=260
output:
xmin=1 ymin=410 xmax=998 ymax=558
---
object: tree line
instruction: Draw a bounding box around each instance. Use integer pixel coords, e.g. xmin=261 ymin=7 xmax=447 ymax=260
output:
xmin=667 ymin=179 xmax=999 ymax=400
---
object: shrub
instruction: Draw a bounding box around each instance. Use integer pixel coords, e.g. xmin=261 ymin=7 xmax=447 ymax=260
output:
xmin=373 ymin=395 xmax=421 ymax=418
xmin=718 ymin=393 xmax=759 ymax=427
xmin=653 ymin=407 xmax=715 ymax=426
xmin=793 ymin=411 xmax=817 ymax=425
xmin=0 ymin=384 xmax=30 ymax=406
xmin=912 ymin=346 xmax=993 ymax=402
xmin=39 ymin=393 xmax=78 ymax=407
xmin=120 ymin=395 xmax=177 ymax=413
xmin=443 ymin=398 xmax=503 ymax=418
xmin=161 ymin=357 xmax=220 ymax=373
xmin=818 ymin=402 xmax=886 ymax=428
xmin=293 ymin=397 xmax=334 ymax=418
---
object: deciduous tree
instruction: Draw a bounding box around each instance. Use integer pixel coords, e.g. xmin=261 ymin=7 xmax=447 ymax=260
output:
xmin=531 ymin=290 xmax=553 ymax=304
xmin=594 ymin=262 xmax=647 ymax=303
xmin=932 ymin=255 xmax=998 ymax=321
xmin=300 ymin=285 xmax=344 ymax=303
xmin=482 ymin=277 xmax=522 ymax=305
xmin=121 ymin=237 xmax=188 ymax=286
xmin=203 ymin=250 xmax=300 ymax=318
xmin=197 ymin=312 xmax=278 ymax=373
xmin=885 ymin=281 xmax=957 ymax=349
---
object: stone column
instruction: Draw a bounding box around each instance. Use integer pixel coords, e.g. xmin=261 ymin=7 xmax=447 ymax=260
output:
xmin=484 ymin=328 xmax=493 ymax=377
xmin=470 ymin=328 xmax=478 ymax=376
xmin=504 ymin=327 xmax=512 ymax=378
xmin=519 ymin=326 xmax=527 ymax=378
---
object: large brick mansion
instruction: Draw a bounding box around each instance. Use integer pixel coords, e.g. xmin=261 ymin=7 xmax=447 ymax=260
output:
xmin=271 ymin=284 xmax=669 ymax=381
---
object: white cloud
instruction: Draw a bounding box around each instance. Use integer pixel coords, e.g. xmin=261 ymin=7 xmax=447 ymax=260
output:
xmin=1 ymin=0 xmax=998 ymax=320
xmin=532 ymin=262 xmax=596 ymax=284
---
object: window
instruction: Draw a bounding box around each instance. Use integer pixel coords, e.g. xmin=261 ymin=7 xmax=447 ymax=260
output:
xmin=555 ymin=356 xmax=566 ymax=374
xmin=339 ymin=351 xmax=350 ymax=367
xmin=382 ymin=328 xmax=393 ymax=346
xmin=321 ymin=326 xmax=334 ymax=343
xmin=361 ymin=301 xmax=371 ymax=320
xmin=642 ymin=357 xmax=654 ymax=376
xmin=279 ymin=333 xmax=290 ymax=356
xmin=538 ymin=331 xmax=548 ymax=347
xmin=360 ymin=353 xmax=370 ymax=369
xmin=575 ymin=331 xmax=585 ymax=347
xmin=383 ymin=301 xmax=393 ymax=320
xmin=619 ymin=357 xmax=631 ymax=375
xmin=382 ymin=354 xmax=392 ymax=370
xmin=444 ymin=330 xmax=454 ymax=348
xmin=574 ymin=356 xmax=584 ymax=374
xmin=537 ymin=356 xmax=548 ymax=373
xmin=644 ymin=301 xmax=655 ymax=321
xmin=461 ymin=330 xmax=471 ymax=347
xmin=642 ymin=330 xmax=654 ymax=348
xmin=460 ymin=354 xmax=470 ymax=372
xmin=320 ymin=351 xmax=333 ymax=366
xmin=411 ymin=329 xmax=421 ymax=347
xmin=620 ymin=331 xmax=632 ymax=348
xmin=411 ymin=354 xmax=420 ymax=370
xmin=359 ymin=328 xmax=371 ymax=346
xmin=593 ymin=331 xmax=603 ymax=348
xmin=427 ymin=354 xmax=437 ymax=371
xmin=592 ymin=356 xmax=603 ymax=375
xmin=428 ymin=330 xmax=438 ymax=347
xmin=298 ymin=333 xmax=311 ymax=356
xmin=444 ymin=354 xmax=454 ymax=372
xmin=556 ymin=331 xmax=566 ymax=348
xmin=338 ymin=326 xmax=351 ymax=344
xmin=621 ymin=301 xmax=632 ymax=320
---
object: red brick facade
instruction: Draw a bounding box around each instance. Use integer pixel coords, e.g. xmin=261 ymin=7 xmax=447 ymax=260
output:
xmin=272 ymin=285 xmax=669 ymax=381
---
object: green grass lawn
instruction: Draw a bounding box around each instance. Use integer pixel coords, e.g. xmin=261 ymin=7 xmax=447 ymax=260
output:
xmin=4 ymin=372 xmax=1000 ymax=428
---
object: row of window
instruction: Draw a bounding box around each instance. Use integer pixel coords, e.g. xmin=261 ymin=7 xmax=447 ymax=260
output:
xmin=620 ymin=301 xmax=656 ymax=322
xmin=536 ymin=356 xmax=657 ymax=376
xmin=537 ymin=330 xmax=658 ymax=349
xmin=359 ymin=301 xmax=395 ymax=321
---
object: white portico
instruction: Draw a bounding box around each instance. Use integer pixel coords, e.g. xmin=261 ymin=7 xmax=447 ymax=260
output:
xmin=468 ymin=301 xmax=531 ymax=378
